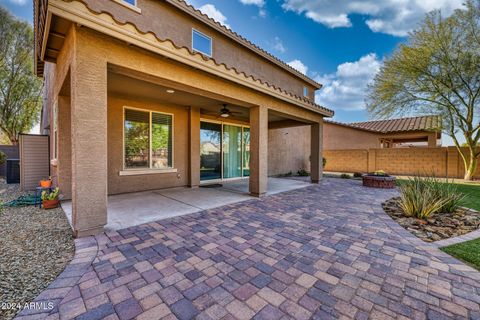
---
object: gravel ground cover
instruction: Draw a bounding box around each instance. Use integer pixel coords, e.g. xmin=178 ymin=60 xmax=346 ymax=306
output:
xmin=383 ymin=196 xmax=480 ymax=242
xmin=0 ymin=179 xmax=74 ymax=320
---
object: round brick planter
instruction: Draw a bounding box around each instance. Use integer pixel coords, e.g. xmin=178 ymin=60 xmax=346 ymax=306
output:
xmin=362 ymin=174 xmax=396 ymax=189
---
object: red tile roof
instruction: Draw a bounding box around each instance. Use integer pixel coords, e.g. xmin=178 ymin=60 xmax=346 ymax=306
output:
xmin=327 ymin=115 xmax=441 ymax=133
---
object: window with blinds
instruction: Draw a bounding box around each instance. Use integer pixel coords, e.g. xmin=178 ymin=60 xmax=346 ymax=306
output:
xmin=124 ymin=108 xmax=173 ymax=170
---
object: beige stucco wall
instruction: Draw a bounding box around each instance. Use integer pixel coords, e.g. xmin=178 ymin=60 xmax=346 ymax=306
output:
xmin=107 ymin=96 xmax=190 ymax=194
xmin=324 ymin=122 xmax=380 ymax=150
xmin=78 ymin=0 xmax=316 ymax=99
xmin=40 ymin=24 xmax=324 ymax=236
xmin=323 ymin=147 xmax=480 ymax=178
xmin=268 ymin=126 xmax=311 ymax=176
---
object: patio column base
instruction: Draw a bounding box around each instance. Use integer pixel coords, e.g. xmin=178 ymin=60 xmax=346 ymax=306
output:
xmin=249 ymin=191 xmax=265 ymax=197
xmin=73 ymin=226 xmax=105 ymax=238
xmin=311 ymin=179 xmax=320 ymax=184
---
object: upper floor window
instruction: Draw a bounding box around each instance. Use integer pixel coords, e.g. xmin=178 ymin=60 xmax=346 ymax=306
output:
xmin=303 ymin=87 xmax=309 ymax=98
xmin=192 ymin=29 xmax=212 ymax=57
xmin=112 ymin=0 xmax=141 ymax=13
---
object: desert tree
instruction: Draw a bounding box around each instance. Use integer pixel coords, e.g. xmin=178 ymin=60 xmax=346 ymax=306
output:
xmin=367 ymin=0 xmax=480 ymax=180
xmin=0 ymin=6 xmax=42 ymax=145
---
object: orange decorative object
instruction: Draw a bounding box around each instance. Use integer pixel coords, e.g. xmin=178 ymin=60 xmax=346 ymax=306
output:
xmin=40 ymin=179 xmax=52 ymax=188
xmin=42 ymin=199 xmax=59 ymax=209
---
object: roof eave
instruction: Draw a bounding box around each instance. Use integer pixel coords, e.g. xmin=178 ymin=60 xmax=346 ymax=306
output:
xmin=165 ymin=0 xmax=322 ymax=89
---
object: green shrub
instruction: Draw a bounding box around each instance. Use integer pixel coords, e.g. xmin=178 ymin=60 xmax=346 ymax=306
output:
xmin=353 ymin=172 xmax=363 ymax=178
xmin=41 ymin=188 xmax=60 ymax=201
xmin=373 ymin=170 xmax=388 ymax=176
xmin=297 ymin=169 xmax=309 ymax=176
xmin=426 ymin=177 xmax=465 ymax=213
xmin=340 ymin=173 xmax=351 ymax=179
xmin=398 ymin=176 xmax=465 ymax=219
xmin=0 ymin=151 xmax=6 ymax=165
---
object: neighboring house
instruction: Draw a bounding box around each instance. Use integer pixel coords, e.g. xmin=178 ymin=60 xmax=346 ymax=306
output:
xmin=34 ymin=0 xmax=333 ymax=236
xmin=324 ymin=115 xmax=442 ymax=150
xmin=268 ymin=115 xmax=442 ymax=176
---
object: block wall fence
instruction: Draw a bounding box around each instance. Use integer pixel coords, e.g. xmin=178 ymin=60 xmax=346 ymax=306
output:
xmin=324 ymin=147 xmax=480 ymax=179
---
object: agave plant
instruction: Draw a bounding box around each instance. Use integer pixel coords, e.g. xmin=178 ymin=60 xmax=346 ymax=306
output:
xmin=398 ymin=175 xmax=464 ymax=219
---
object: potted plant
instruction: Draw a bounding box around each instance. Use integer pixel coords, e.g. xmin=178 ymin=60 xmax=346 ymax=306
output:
xmin=40 ymin=176 xmax=52 ymax=188
xmin=41 ymin=187 xmax=60 ymax=209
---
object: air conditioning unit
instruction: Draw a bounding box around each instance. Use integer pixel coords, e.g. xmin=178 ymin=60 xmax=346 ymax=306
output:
xmin=6 ymin=159 xmax=20 ymax=184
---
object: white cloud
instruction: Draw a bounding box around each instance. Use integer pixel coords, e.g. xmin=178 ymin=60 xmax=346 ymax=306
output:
xmin=9 ymin=0 xmax=27 ymax=5
xmin=281 ymin=0 xmax=464 ymax=36
xmin=198 ymin=4 xmax=230 ymax=28
xmin=271 ymin=37 xmax=286 ymax=53
xmin=287 ymin=59 xmax=308 ymax=75
xmin=315 ymin=53 xmax=382 ymax=110
xmin=239 ymin=0 xmax=266 ymax=18
xmin=240 ymin=0 xmax=265 ymax=6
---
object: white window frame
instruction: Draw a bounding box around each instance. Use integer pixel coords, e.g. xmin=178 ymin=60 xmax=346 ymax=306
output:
xmin=121 ymin=106 xmax=176 ymax=175
xmin=111 ymin=0 xmax=141 ymax=14
xmin=192 ymin=29 xmax=213 ymax=57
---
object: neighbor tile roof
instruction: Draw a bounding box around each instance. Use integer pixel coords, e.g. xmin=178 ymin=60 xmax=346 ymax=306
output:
xmin=327 ymin=115 xmax=441 ymax=133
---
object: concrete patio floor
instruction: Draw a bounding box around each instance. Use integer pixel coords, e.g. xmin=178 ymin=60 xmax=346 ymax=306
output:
xmin=62 ymin=177 xmax=312 ymax=230
xmin=19 ymin=178 xmax=480 ymax=320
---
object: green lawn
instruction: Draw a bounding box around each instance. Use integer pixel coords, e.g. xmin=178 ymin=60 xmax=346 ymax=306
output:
xmin=441 ymin=238 xmax=480 ymax=271
xmin=454 ymin=183 xmax=480 ymax=211
xmin=396 ymin=178 xmax=480 ymax=211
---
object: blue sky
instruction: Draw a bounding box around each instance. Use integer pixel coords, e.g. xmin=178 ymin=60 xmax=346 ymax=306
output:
xmin=1 ymin=0 xmax=466 ymax=144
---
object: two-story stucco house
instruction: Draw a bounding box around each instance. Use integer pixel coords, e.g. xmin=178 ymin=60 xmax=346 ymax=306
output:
xmin=34 ymin=0 xmax=333 ymax=237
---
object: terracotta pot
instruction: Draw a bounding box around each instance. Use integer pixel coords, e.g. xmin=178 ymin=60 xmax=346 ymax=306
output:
xmin=42 ymin=199 xmax=59 ymax=209
xmin=40 ymin=180 xmax=52 ymax=188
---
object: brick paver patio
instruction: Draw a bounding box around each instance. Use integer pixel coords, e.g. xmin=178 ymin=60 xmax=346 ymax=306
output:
xmin=17 ymin=178 xmax=480 ymax=319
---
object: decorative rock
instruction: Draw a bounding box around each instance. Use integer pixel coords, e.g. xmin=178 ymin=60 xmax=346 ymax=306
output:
xmin=382 ymin=197 xmax=480 ymax=242
xmin=0 ymin=179 xmax=74 ymax=320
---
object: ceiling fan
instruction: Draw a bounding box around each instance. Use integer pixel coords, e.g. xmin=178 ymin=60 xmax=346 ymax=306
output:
xmin=206 ymin=104 xmax=242 ymax=118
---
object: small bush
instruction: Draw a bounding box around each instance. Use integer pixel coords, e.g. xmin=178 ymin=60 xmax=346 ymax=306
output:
xmin=373 ymin=170 xmax=388 ymax=176
xmin=278 ymin=171 xmax=292 ymax=177
xmin=398 ymin=175 xmax=465 ymax=219
xmin=0 ymin=151 xmax=6 ymax=165
xmin=340 ymin=173 xmax=351 ymax=179
xmin=323 ymin=157 xmax=327 ymax=167
xmin=297 ymin=169 xmax=309 ymax=176
xmin=353 ymin=172 xmax=363 ymax=178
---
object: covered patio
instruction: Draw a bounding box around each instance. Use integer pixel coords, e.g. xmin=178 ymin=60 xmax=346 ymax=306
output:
xmin=47 ymin=23 xmax=332 ymax=237
xmin=62 ymin=177 xmax=311 ymax=230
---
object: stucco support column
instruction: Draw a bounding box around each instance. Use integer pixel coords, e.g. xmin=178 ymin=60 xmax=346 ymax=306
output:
xmin=310 ymin=120 xmax=323 ymax=183
xmin=70 ymin=48 xmax=108 ymax=237
xmin=249 ymin=106 xmax=268 ymax=197
xmin=428 ymin=133 xmax=437 ymax=148
xmin=57 ymin=95 xmax=72 ymax=199
xmin=189 ymin=106 xmax=200 ymax=188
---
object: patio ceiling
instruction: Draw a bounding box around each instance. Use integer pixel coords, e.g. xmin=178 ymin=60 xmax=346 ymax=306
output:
xmin=107 ymin=71 xmax=302 ymax=123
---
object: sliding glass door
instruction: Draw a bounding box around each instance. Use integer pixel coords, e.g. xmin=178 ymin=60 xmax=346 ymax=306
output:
xmin=223 ymin=125 xmax=242 ymax=179
xmin=200 ymin=122 xmax=222 ymax=181
xmin=200 ymin=121 xmax=249 ymax=181
xmin=243 ymin=128 xmax=250 ymax=177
